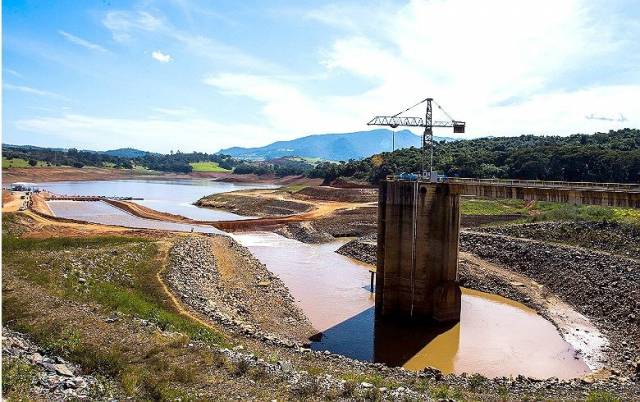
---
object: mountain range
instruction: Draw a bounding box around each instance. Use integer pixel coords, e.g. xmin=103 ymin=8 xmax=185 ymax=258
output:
xmin=218 ymin=129 xmax=455 ymax=161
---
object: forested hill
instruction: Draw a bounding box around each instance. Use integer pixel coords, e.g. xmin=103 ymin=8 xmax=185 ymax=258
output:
xmin=218 ymin=129 xmax=453 ymax=161
xmin=307 ymin=129 xmax=640 ymax=184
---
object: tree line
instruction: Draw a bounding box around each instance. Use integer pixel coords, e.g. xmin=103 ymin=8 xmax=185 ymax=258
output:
xmin=4 ymin=129 xmax=638 ymax=183
xmin=307 ymin=129 xmax=640 ymax=184
xmin=2 ymin=147 xmax=238 ymax=174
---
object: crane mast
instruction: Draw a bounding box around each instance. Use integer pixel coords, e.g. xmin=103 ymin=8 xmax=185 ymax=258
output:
xmin=367 ymin=97 xmax=465 ymax=180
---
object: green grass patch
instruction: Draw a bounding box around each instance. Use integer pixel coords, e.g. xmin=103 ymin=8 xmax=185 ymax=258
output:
xmin=340 ymin=373 xmax=401 ymax=389
xmin=461 ymin=198 xmax=528 ymax=215
xmin=2 ymin=358 xmax=36 ymax=400
xmin=586 ymin=390 xmax=621 ymax=402
xmin=461 ymin=198 xmax=640 ymax=226
xmin=189 ymin=161 xmax=230 ymax=172
xmin=2 ymin=157 xmax=49 ymax=168
xmin=3 ymin=234 xmax=149 ymax=252
xmin=3 ymin=234 xmax=226 ymax=346
xmin=3 ymin=233 xmax=230 ymax=399
xmin=90 ymin=282 xmax=225 ymax=345
xmin=531 ymin=202 xmax=640 ymax=225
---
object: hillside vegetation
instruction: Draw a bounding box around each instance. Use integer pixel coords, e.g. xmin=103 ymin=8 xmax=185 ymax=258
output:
xmin=3 ymin=129 xmax=638 ymax=181
xmin=189 ymin=162 xmax=231 ymax=172
xmin=218 ymin=129 xmax=453 ymax=161
xmin=308 ymin=129 xmax=640 ymax=184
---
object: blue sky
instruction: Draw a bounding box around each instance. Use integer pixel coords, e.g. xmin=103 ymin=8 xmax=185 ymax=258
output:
xmin=3 ymin=0 xmax=640 ymax=153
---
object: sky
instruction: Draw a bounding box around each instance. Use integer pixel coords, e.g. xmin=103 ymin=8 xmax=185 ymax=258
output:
xmin=2 ymin=0 xmax=640 ymax=153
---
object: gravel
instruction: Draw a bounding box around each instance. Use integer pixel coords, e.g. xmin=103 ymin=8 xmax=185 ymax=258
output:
xmin=165 ymin=235 xmax=314 ymax=347
xmin=476 ymin=221 xmax=640 ymax=260
xmin=461 ymin=231 xmax=640 ymax=377
xmin=274 ymin=222 xmax=335 ymax=243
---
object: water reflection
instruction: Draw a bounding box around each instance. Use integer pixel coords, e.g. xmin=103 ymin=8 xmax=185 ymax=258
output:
xmin=48 ymin=200 xmax=222 ymax=234
xmin=311 ymin=287 xmax=589 ymax=378
xmin=35 ymin=179 xmax=276 ymax=221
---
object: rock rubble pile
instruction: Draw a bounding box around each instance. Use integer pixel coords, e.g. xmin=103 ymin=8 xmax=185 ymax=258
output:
xmin=2 ymin=328 xmax=113 ymax=400
xmin=165 ymin=235 xmax=314 ymax=347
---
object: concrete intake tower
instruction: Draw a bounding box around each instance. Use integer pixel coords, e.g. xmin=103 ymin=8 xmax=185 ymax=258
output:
xmin=375 ymin=179 xmax=462 ymax=322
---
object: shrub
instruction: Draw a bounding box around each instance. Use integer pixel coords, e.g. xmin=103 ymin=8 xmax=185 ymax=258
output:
xmin=586 ymin=391 xmax=621 ymax=402
xmin=2 ymin=358 xmax=35 ymax=398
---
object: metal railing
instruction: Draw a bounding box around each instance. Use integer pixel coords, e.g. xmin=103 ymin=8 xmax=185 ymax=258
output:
xmin=385 ymin=175 xmax=640 ymax=192
xmin=447 ymin=178 xmax=640 ymax=191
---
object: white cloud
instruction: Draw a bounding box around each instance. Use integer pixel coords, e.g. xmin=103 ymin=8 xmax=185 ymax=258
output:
xmin=4 ymin=83 xmax=69 ymax=100
xmin=102 ymin=10 xmax=276 ymax=71
xmin=151 ymin=107 xmax=195 ymax=116
xmin=14 ymin=113 xmax=276 ymax=152
xmin=204 ymin=73 xmax=357 ymax=139
xmin=203 ymin=0 xmax=639 ymax=141
xmin=58 ymin=30 xmax=108 ymax=53
xmin=4 ymin=68 xmax=22 ymax=77
xmin=152 ymin=51 xmax=172 ymax=63
xmin=103 ymin=11 xmax=163 ymax=42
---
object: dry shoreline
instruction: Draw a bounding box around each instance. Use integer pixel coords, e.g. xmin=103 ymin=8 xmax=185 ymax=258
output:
xmin=5 ymin=181 xmax=640 ymax=399
xmin=2 ymin=166 xmax=320 ymax=185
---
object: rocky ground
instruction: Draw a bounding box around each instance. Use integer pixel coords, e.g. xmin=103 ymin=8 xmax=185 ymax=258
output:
xmin=338 ymin=229 xmax=640 ymax=381
xmin=165 ymin=235 xmax=315 ymax=345
xmin=273 ymin=205 xmax=379 ymax=242
xmin=274 ymin=221 xmax=335 ymax=243
xmin=5 ymin=211 xmax=640 ymax=400
xmin=2 ymin=328 xmax=116 ymax=400
xmin=461 ymin=231 xmax=640 ymax=377
xmin=476 ymin=221 xmax=640 ymax=260
xmin=160 ymin=235 xmax=640 ymax=400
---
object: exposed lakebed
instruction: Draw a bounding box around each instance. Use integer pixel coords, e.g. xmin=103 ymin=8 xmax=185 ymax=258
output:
xmin=44 ymin=179 xmax=590 ymax=378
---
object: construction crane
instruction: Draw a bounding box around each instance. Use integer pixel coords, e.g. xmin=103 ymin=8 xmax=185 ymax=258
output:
xmin=367 ymin=97 xmax=465 ymax=181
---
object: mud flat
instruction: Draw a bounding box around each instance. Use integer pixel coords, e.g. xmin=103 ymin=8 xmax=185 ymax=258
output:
xmin=2 ymin=167 xmax=160 ymax=184
xmin=196 ymin=192 xmax=313 ymax=217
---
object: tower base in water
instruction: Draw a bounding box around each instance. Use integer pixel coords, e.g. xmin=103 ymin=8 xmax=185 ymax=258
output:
xmin=375 ymin=180 xmax=461 ymax=322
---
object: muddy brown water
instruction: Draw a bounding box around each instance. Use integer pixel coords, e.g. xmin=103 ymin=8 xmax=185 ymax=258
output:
xmin=233 ymin=232 xmax=590 ymax=379
xmin=42 ymin=180 xmax=590 ymax=378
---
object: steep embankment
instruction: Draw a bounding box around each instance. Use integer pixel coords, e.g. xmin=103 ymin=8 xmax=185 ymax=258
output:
xmin=337 ymin=227 xmax=640 ymax=378
xmin=165 ymin=236 xmax=315 ymax=344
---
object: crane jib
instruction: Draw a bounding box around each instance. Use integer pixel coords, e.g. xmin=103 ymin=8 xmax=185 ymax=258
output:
xmin=366 ymin=97 xmax=465 ymax=178
xmin=367 ymin=116 xmax=465 ymax=130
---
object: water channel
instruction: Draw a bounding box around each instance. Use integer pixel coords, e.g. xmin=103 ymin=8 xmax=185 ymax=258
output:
xmin=36 ymin=179 xmax=276 ymax=221
xmin=42 ymin=179 xmax=590 ymax=379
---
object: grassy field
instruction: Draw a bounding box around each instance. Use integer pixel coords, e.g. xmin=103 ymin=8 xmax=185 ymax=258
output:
xmin=2 ymin=157 xmax=49 ymax=168
xmin=189 ymin=161 xmax=230 ymax=172
xmin=2 ymin=231 xmax=231 ymax=399
xmin=461 ymin=197 xmax=640 ymax=226
xmin=461 ymin=198 xmax=529 ymax=215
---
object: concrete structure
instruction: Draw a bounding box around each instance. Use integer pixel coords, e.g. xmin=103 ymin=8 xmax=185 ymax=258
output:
xmin=449 ymin=178 xmax=640 ymax=208
xmin=376 ymin=180 xmax=462 ymax=322
xmin=375 ymin=177 xmax=640 ymax=323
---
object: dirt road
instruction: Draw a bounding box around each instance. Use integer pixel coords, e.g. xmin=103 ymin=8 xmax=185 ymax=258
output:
xmin=2 ymin=190 xmax=24 ymax=212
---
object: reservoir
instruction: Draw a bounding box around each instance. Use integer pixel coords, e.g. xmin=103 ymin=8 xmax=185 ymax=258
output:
xmin=44 ymin=179 xmax=590 ymax=379
xmin=35 ymin=179 xmax=275 ymax=221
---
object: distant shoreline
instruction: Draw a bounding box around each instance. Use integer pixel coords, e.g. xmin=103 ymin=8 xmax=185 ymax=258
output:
xmin=1 ymin=166 xmax=315 ymax=186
